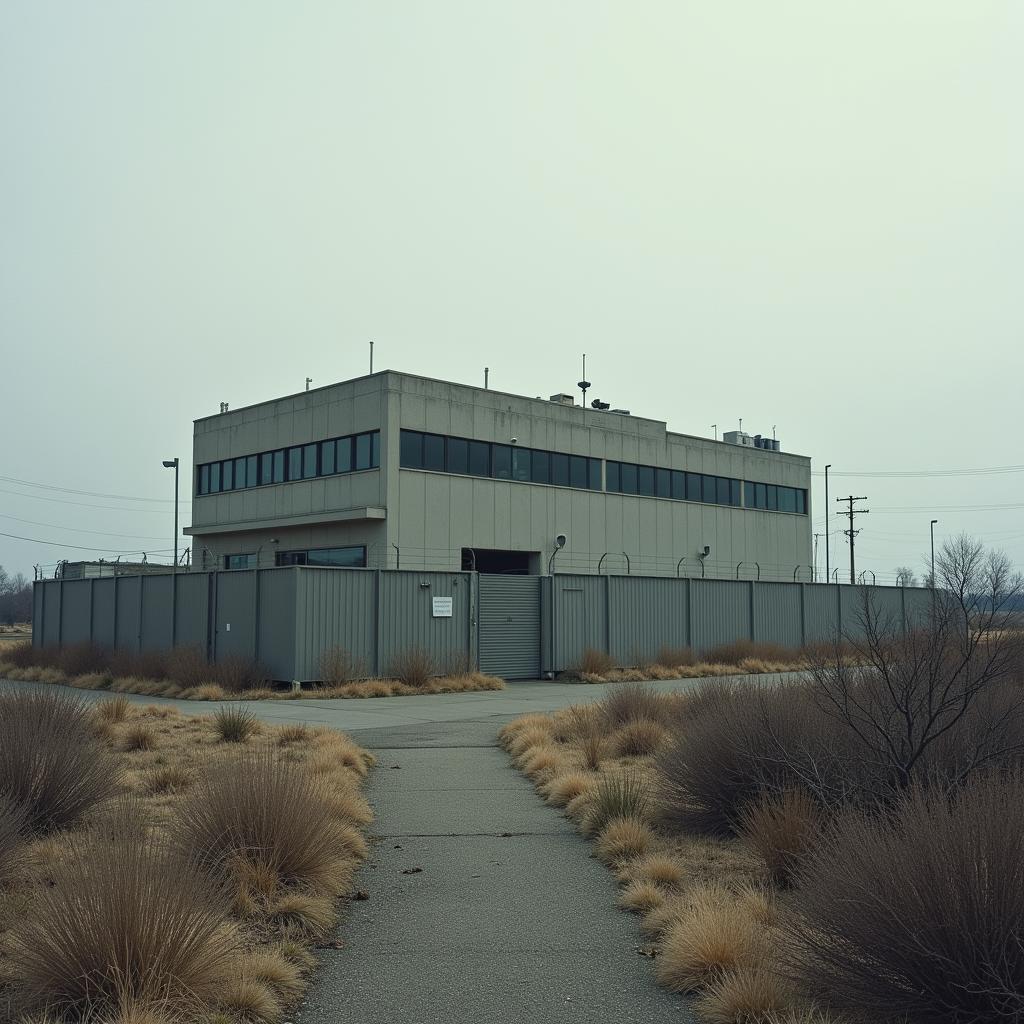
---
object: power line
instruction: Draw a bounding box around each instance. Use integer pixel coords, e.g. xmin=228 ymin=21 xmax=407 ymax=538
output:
xmin=811 ymin=463 xmax=1024 ymax=478
xmin=0 ymin=530 xmax=174 ymax=554
xmin=0 ymin=487 xmax=178 ymax=515
xmin=0 ymin=512 xmax=168 ymax=542
xmin=0 ymin=474 xmax=178 ymax=503
xmin=837 ymin=496 xmax=869 ymax=585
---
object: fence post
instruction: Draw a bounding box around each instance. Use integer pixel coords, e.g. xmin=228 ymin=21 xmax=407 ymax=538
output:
xmin=799 ymin=583 xmax=807 ymax=647
xmin=374 ymin=569 xmax=383 ymax=677
xmin=686 ymin=576 xmax=695 ymax=649
xmin=749 ymin=580 xmax=756 ymax=642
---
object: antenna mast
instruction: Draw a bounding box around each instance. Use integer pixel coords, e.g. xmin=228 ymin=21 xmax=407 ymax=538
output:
xmin=577 ymin=353 xmax=590 ymax=405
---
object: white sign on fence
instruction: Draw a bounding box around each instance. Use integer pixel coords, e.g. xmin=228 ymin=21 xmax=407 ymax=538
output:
xmin=431 ymin=596 xmax=453 ymax=618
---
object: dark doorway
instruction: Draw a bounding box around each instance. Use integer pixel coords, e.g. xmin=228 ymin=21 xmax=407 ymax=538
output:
xmin=461 ymin=548 xmax=532 ymax=575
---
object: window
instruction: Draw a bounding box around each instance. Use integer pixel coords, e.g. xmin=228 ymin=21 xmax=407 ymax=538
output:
xmin=336 ymin=437 xmax=352 ymax=473
xmin=320 ymin=439 xmax=336 ymax=475
xmin=420 ymin=433 xmax=443 ymax=472
xmin=796 ymin=489 xmax=806 ymax=515
xmin=717 ymin=477 xmax=731 ymax=506
xmin=550 ymin=453 xmax=569 ymax=487
xmin=701 ymin=475 xmax=715 ymax=503
xmin=272 ymin=450 xmax=285 ymax=483
xmin=588 ymin=458 xmax=603 ymax=491
xmin=511 ymin=447 xmax=529 ymax=481
xmin=468 ymin=440 xmax=489 ymax=476
xmin=686 ymin=473 xmax=701 ymax=502
xmin=234 ymin=457 xmax=247 ymax=489
xmin=620 ymin=463 xmax=638 ymax=494
xmin=744 ymin=481 xmax=755 ymax=508
xmin=246 ymin=455 xmax=257 ymax=487
xmin=766 ymin=485 xmax=778 ymax=511
xmin=260 ymin=452 xmax=273 ymax=485
xmin=569 ymin=455 xmax=587 ymax=490
xmin=531 ymin=450 xmax=550 ymax=484
xmin=779 ymin=486 xmax=796 ymax=513
xmin=222 ymin=460 xmax=234 ymax=491
xmin=355 ymin=432 xmax=374 ymax=470
xmin=371 ymin=431 xmax=380 ymax=468
xmin=198 ymin=465 xmax=210 ymax=495
xmin=606 ymin=461 xmax=620 ymax=492
xmin=447 ymin=437 xmax=469 ymax=474
xmin=287 ymin=446 xmax=302 ymax=481
xmin=492 ymin=444 xmax=512 ymax=479
xmin=275 ymin=546 xmax=366 ymax=568
xmin=656 ymin=468 xmax=671 ymax=499
xmin=671 ymin=470 xmax=685 ymax=500
xmin=400 ymin=430 xmax=422 ymax=468
xmin=637 ymin=465 xmax=655 ymax=497
xmin=302 ymin=443 xmax=317 ymax=479
xmin=730 ymin=479 xmax=741 ymax=507
xmin=224 ymin=553 xmax=257 ymax=570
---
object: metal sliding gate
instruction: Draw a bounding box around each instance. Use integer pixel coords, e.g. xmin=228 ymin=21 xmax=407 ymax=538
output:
xmin=478 ymin=574 xmax=542 ymax=680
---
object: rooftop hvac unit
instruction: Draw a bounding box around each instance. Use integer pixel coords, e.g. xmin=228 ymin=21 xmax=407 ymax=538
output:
xmin=723 ymin=430 xmax=753 ymax=447
xmin=549 ymin=393 xmax=575 ymax=406
xmin=609 ymin=408 xmax=631 ymax=415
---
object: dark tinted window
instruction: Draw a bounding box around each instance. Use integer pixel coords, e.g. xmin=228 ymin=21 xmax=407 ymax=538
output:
xmin=744 ymin=481 xmax=755 ymax=507
xmin=270 ymin=450 xmax=283 ymax=483
xmin=468 ymin=440 xmax=489 ymax=476
xmin=656 ymin=468 xmax=671 ymax=498
xmin=702 ymin=475 xmax=716 ymax=502
xmin=234 ymin=457 xmax=246 ymax=489
xmin=620 ymin=463 xmax=638 ymax=494
xmin=686 ymin=472 xmax=701 ymax=502
xmin=246 ymin=455 xmax=257 ymax=486
xmin=198 ymin=465 xmax=209 ymax=495
xmin=766 ymin=485 xmax=778 ymax=511
xmin=287 ymin=447 xmax=302 ymax=481
xmin=446 ymin=437 xmax=468 ymax=474
xmin=551 ymin=453 xmax=569 ymax=487
xmin=569 ymin=455 xmax=587 ymax=489
xmin=336 ymin=437 xmax=352 ymax=473
xmin=224 ymin=553 xmax=257 ymax=570
xmin=275 ymin=550 xmax=306 ymax=566
xmin=492 ymin=444 xmax=512 ymax=479
xmin=355 ymin=433 xmax=374 ymax=470
xmin=222 ymin=460 xmax=234 ymax=491
xmin=755 ymin=482 xmax=766 ymax=508
xmin=400 ymin=430 xmax=422 ymax=468
xmin=371 ymin=431 xmax=380 ymax=468
xmin=779 ymin=486 xmax=796 ymax=513
xmin=637 ymin=465 xmax=655 ymax=496
xmin=513 ymin=447 xmax=531 ymax=482
xmin=730 ymin=479 xmax=741 ymax=506
xmin=320 ymin=439 xmax=336 ymax=475
xmin=796 ymin=489 xmax=806 ymax=515
xmin=589 ymin=458 xmax=602 ymax=490
xmin=671 ymin=470 xmax=685 ymax=500
xmin=303 ymin=443 xmax=317 ymax=479
xmin=717 ymin=477 xmax=730 ymax=505
xmin=531 ymin=450 xmax=550 ymax=484
xmin=308 ymin=546 xmax=366 ymax=567
xmin=210 ymin=462 xmax=221 ymax=492
xmin=607 ymin=461 xmax=620 ymax=492
xmin=260 ymin=452 xmax=273 ymax=485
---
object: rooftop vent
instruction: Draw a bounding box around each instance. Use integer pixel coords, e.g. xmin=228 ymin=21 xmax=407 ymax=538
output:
xmin=609 ymin=408 xmax=631 ymax=416
xmin=549 ymin=393 xmax=575 ymax=406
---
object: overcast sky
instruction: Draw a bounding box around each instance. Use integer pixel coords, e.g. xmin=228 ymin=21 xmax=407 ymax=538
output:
xmin=1 ymin=1 xmax=1021 ymax=584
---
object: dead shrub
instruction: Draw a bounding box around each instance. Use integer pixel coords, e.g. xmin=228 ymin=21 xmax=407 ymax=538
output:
xmin=696 ymin=966 xmax=798 ymax=1023
xmin=571 ymin=647 xmax=616 ymax=677
xmin=146 ymin=764 xmax=193 ymax=795
xmin=165 ymin=646 xmax=211 ymax=689
xmin=737 ymin=788 xmax=821 ymax=887
xmin=595 ymin=816 xmax=656 ymax=863
xmin=618 ymin=879 xmax=666 ymax=913
xmin=55 ymin=642 xmax=111 ymax=676
xmin=109 ymin=647 xmax=170 ymax=682
xmin=6 ymin=835 xmax=237 ymax=1019
xmin=388 ymin=648 xmax=435 ymax=688
xmin=209 ymin=655 xmax=271 ymax=694
xmin=0 ymin=690 xmax=119 ymax=833
xmin=0 ymin=794 xmax=28 ymax=886
xmin=121 ymin=724 xmax=156 ymax=752
xmin=627 ymin=852 xmax=686 ymax=890
xmin=5 ymin=641 xmax=45 ymax=669
xmin=268 ymin=891 xmax=336 ymax=939
xmin=96 ymin=694 xmax=132 ymax=724
xmin=319 ymin=646 xmax=365 ymax=686
xmin=705 ymin=639 xmax=794 ymax=666
xmin=787 ymin=772 xmax=1024 ymax=1023
xmin=655 ymin=644 xmax=696 ymax=668
xmin=176 ymin=750 xmax=360 ymax=894
xmin=277 ymin=723 xmax=311 ymax=745
xmin=544 ymin=772 xmax=596 ymax=808
xmin=611 ymin=718 xmax=672 ymax=757
xmin=602 ymin=682 xmax=671 ymax=727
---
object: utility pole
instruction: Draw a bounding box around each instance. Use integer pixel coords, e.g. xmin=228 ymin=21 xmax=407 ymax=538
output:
xmin=824 ymin=464 xmax=831 ymax=583
xmin=837 ymin=495 xmax=869 ymax=585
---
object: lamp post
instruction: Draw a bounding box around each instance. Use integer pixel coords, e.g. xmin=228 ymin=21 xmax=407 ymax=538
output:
xmin=824 ymin=464 xmax=831 ymax=583
xmin=930 ymin=519 xmax=938 ymax=588
xmin=162 ymin=459 xmax=179 ymax=570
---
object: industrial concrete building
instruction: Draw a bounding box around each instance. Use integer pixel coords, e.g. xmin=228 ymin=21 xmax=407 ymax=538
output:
xmin=185 ymin=371 xmax=812 ymax=580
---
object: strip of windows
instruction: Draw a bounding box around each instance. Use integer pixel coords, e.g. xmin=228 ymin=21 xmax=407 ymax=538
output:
xmin=223 ymin=553 xmax=258 ymax=570
xmin=744 ymin=481 xmax=807 ymax=515
xmin=275 ymin=546 xmax=367 ymax=568
xmin=400 ymin=430 xmax=602 ymax=492
xmin=607 ymin=461 xmax=742 ymax=508
xmin=196 ymin=430 xmax=379 ymax=496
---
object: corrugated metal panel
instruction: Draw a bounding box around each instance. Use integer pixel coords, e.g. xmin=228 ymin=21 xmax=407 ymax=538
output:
xmin=61 ymin=580 xmax=92 ymax=645
xmin=479 ymin=575 xmax=540 ymax=680
xmin=803 ymin=583 xmax=840 ymax=643
xmin=174 ymin=574 xmax=210 ymax=651
xmin=32 ymin=584 xmax=44 ymax=647
xmin=691 ymin=579 xmax=752 ymax=653
xmin=92 ymin=579 xmax=116 ymax=647
xmin=115 ymin=577 xmax=141 ymax=650
xmin=754 ymin=583 xmax=803 ymax=648
xmin=381 ymin=571 xmax=473 ymax=678
xmin=608 ymin=576 xmax=689 ymax=664
xmin=257 ymin=569 xmax=297 ymax=680
xmin=140 ymin=575 xmax=173 ymax=650
xmin=294 ymin=567 xmax=375 ymax=682
xmin=551 ymin=575 xmax=604 ymax=671
xmin=41 ymin=583 xmax=61 ymax=647
xmin=839 ymin=585 xmax=871 ymax=638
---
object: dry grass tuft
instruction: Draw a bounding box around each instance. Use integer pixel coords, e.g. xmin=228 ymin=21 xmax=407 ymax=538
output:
xmin=572 ymin=647 xmax=617 ymax=676
xmin=213 ymin=705 xmax=258 ymax=743
xmin=624 ymin=852 xmax=686 ymax=890
xmin=121 ymin=723 xmax=157 ymax=751
xmin=319 ymin=646 xmax=365 ymax=685
xmin=695 ymin=966 xmax=799 ymax=1023
xmin=145 ymin=763 xmax=193 ymax=795
xmin=268 ymin=891 xmax=337 ymax=939
xmin=611 ymin=718 xmax=672 ymax=757
xmin=520 ymin=745 xmax=568 ymax=781
xmin=584 ymin=772 xmax=649 ymax=835
xmin=238 ymin=948 xmax=304 ymax=1002
xmin=737 ymin=788 xmax=821 ymax=888
xmin=595 ymin=816 xmax=657 ymax=864
xmin=96 ymin=695 xmax=132 ymax=724
xmin=544 ymin=772 xmax=596 ymax=808
xmin=656 ymin=901 xmax=765 ymax=993
xmin=277 ymin=723 xmax=312 ymax=745
xmin=387 ymin=647 xmax=435 ymax=688
xmin=618 ymin=879 xmax=667 ymax=914
xmin=217 ymin=974 xmax=281 ymax=1022
xmin=0 ymin=794 xmax=29 ymax=886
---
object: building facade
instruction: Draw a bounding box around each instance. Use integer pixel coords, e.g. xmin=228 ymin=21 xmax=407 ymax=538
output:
xmin=185 ymin=371 xmax=813 ymax=580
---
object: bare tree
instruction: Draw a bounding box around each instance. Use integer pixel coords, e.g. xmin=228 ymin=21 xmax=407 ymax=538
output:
xmin=894 ymin=565 xmax=916 ymax=587
xmin=806 ymin=534 xmax=1024 ymax=798
xmin=0 ymin=567 xmax=32 ymax=626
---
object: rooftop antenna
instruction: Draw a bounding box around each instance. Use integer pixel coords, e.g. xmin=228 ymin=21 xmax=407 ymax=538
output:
xmin=739 ymin=418 xmax=743 ymax=432
xmin=577 ymin=353 xmax=590 ymax=405
xmin=484 ymin=367 xmax=489 ymax=389
xmin=711 ymin=424 xmax=717 ymax=439
xmin=305 ymin=377 xmax=312 ymax=392
xmin=773 ymin=424 xmax=777 ymax=440
xmin=369 ymin=341 xmax=374 ymax=374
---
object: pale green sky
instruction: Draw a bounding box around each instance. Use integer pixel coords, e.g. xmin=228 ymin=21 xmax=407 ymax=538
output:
xmin=1 ymin=1 xmax=1021 ymax=581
